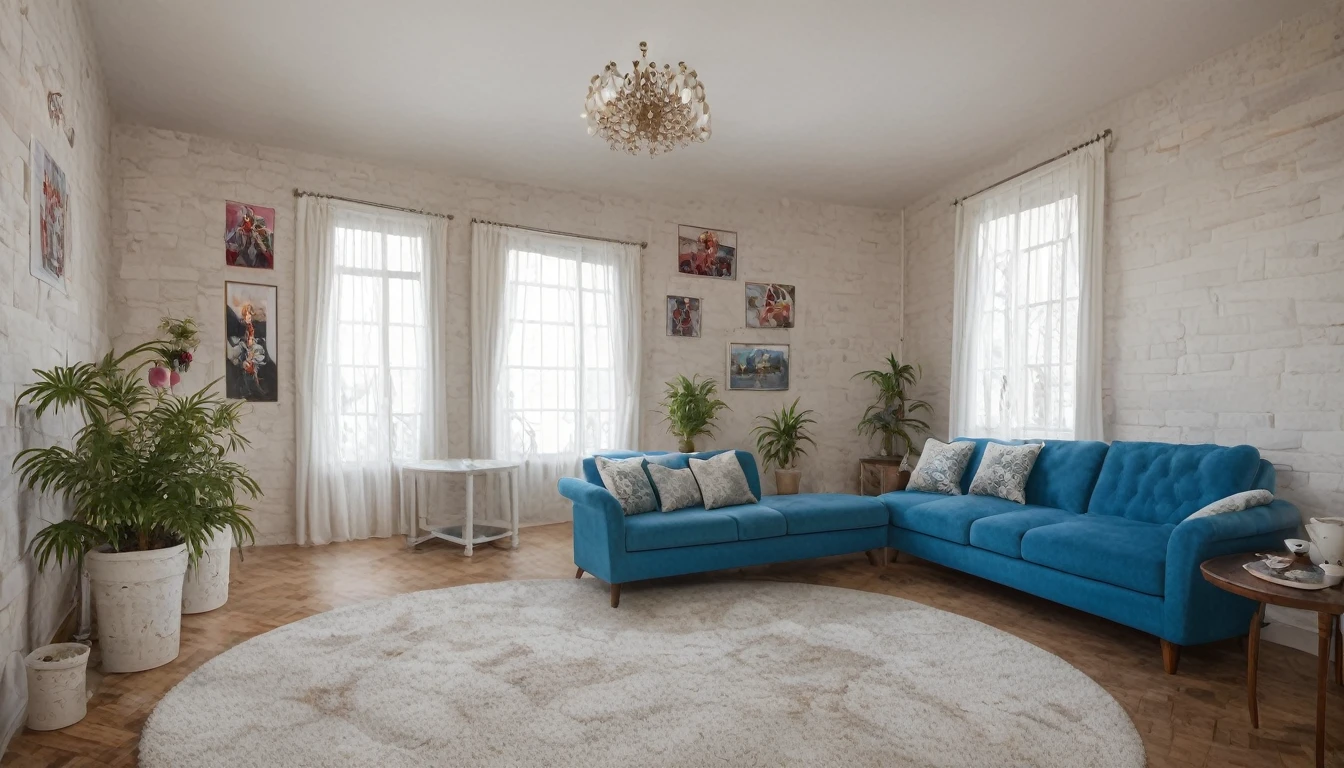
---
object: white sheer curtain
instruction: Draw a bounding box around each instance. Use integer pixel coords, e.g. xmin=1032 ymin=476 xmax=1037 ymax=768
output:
xmin=471 ymin=223 xmax=641 ymax=524
xmin=949 ymin=141 xmax=1105 ymax=441
xmin=296 ymin=197 xmax=449 ymax=545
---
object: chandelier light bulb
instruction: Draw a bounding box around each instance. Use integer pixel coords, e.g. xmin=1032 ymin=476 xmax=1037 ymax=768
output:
xmin=582 ymin=41 xmax=711 ymax=156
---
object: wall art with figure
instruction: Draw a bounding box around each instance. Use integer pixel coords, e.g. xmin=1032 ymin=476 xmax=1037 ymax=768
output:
xmin=666 ymin=295 xmax=702 ymax=337
xmin=677 ymin=224 xmax=736 ymax=279
xmin=30 ymin=138 xmax=69 ymax=293
xmin=225 ymin=281 xmax=278 ymax=402
xmin=225 ymin=200 xmax=276 ymax=269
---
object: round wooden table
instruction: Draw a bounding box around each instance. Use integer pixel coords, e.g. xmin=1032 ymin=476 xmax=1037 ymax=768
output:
xmin=1202 ymin=553 xmax=1344 ymax=768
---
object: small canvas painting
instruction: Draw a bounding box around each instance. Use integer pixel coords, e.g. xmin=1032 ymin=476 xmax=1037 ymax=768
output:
xmin=225 ymin=201 xmax=276 ymax=269
xmin=225 ymin=282 xmax=278 ymax=402
xmin=728 ymin=343 xmax=790 ymax=391
xmin=678 ymin=225 xmax=737 ymax=279
xmin=30 ymin=138 xmax=69 ymax=294
xmin=666 ymin=296 xmax=702 ymax=337
xmin=745 ymin=282 xmax=795 ymax=328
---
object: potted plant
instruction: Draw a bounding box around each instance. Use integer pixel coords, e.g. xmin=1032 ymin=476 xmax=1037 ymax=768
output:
xmin=659 ymin=374 xmax=729 ymax=452
xmin=752 ymin=398 xmax=816 ymax=495
xmin=854 ymin=355 xmax=932 ymax=485
xmin=15 ymin=318 xmax=259 ymax=673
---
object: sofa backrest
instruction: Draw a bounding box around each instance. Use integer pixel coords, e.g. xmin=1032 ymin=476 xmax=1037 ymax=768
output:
xmin=582 ymin=449 xmax=763 ymax=500
xmin=952 ymin=437 xmax=1109 ymax=514
xmin=1086 ymin=441 xmax=1262 ymax=524
xmin=1253 ymin=459 xmax=1276 ymax=493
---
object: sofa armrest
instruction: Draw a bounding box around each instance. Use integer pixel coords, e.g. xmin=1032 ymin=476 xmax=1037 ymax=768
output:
xmin=1163 ymin=500 xmax=1301 ymax=644
xmin=558 ymin=477 xmax=626 ymax=582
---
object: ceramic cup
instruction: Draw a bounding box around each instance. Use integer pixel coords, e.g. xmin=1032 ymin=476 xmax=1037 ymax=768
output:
xmin=1286 ymin=538 xmax=1311 ymax=556
xmin=1322 ymin=563 xmax=1344 ymax=587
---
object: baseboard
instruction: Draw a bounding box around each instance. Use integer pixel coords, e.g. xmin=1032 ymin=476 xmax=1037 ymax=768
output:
xmin=1263 ymin=605 xmax=1322 ymax=656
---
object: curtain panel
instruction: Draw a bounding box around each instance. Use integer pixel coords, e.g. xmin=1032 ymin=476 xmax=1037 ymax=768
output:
xmin=949 ymin=141 xmax=1105 ymax=442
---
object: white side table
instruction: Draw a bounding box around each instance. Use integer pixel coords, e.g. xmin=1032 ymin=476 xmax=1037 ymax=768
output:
xmin=400 ymin=459 xmax=521 ymax=555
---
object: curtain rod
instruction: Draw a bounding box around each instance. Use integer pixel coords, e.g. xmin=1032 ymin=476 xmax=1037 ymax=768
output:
xmin=292 ymin=188 xmax=454 ymax=220
xmin=471 ymin=218 xmax=647 ymax=249
xmin=951 ymin=129 xmax=1112 ymax=207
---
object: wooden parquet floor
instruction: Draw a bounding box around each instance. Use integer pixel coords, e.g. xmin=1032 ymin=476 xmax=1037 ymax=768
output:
xmin=3 ymin=523 xmax=1338 ymax=767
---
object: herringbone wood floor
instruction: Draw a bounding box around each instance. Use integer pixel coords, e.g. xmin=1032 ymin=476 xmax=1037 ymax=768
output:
xmin=2 ymin=523 xmax=1337 ymax=767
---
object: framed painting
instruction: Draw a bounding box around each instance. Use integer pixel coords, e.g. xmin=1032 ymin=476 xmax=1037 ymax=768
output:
xmin=666 ymin=295 xmax=702 ymax=338
xmin=225 ymin=201 xmax=276 ymax=269
xmin=745 ymin=282 xmax=795 ymax=328
xmin=677 ymin=224 xmax=737 ymax=279
xmin=225 ymin=281 xmax=279 ymax=402
xmin=727 ymin=343 xmax=790 ymax=391
xmin=30 ymin=138 xmax=69 ymax=294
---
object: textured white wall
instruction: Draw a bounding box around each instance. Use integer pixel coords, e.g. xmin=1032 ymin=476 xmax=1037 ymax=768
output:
xmin=902 ymin=2 xmax=1344 ymax=524
xmin=0 ymin=0 xmax=114 ymax=747
xmin=111 ymin=125 xmax=904 ymax=544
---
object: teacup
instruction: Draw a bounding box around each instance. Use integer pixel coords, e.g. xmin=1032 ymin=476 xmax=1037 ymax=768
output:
xmin=1322 ymin=563 xmax=1344 ymax=588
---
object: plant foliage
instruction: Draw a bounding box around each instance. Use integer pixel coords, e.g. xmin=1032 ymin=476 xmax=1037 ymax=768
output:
xmin=853 ymin=354 xmax=931 ymax=457
xmin=15 ymin=322 xmax=259 ymax=571
xmin=659 ymin=375 xmax=729 ymax=443
xmin=752 ymin=398 xmax=817 ymax=471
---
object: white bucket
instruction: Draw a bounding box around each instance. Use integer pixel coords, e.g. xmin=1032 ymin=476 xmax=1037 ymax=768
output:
xmin=85 ymin=544 xmax=188 ymax=673
xmin=183 ymin=529 xmax=234 ymax=614
xmin=24 ymin=643 xmax=89 ymax=730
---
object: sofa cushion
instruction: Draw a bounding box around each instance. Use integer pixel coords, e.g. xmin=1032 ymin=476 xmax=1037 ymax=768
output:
xmin=967 ymin=442 xmax=1042 ymax=504
xmin=586 ymin=450 xmax=763 ymax=500
xmin=908 ymin=438 xmax=974 ymax=495
xmin=1087 ymin=441 xmax=1261 ymax=525
xmin=711 ymin=503 xmax=788 ymax=540
xmin=889 ymin=495 xmax=1032 ymax=545
xmin=760 ymin=494 xmax=887 ymax=535
xmin=968 ymin=507 xmax=1080 ymax=558
xmin=878 ymin=490 xmax=947 ymax=526
xmin=1020 ymin=516 xmax=1174 ymax=596
xmin=953 ymin=438 xmax=1109 ymax=512
xmin=690 ymin=452 xmax=759 ymax=509
xmin=594 ymin=456 xmax=658 ymax=515
xmin=625 ymin=508 xmax=737 ymax=552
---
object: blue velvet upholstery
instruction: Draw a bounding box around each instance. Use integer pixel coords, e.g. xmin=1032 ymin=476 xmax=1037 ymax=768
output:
xmin=759 ymin=494 xmax=887 ymax=534
xmin=1020 ymin=516 xmax=1174 ymax=596
xmin=1086 ymin=441 xmax=1261 ymax=524
xmin=712 ymin=503 xmax=788 ymax=540
xmin=968 ymin=507 xmax=1079 ymax=558
xmin=890 ymin=494 xmax=1049 ymax=545
xmin=1252 ymin=459 xmax=1276 ymax=493
xmin=877 ymin=490 xmax=947 ymax=524
xmin=625 ymin=508 xmax=737 ymax=552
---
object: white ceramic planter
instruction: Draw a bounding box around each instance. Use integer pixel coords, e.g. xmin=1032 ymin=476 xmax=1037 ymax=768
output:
xmin=24 ymin=643 xmax=89 ymax=731
xmin=86 ymin=544 xmax=188 ymax=673
xmin=183 ymin=529 xmax=233 ymax=615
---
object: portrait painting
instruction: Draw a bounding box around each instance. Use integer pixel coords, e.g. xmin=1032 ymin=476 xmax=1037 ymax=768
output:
xmin=225 ymin=201 xmax=276 ymax=269
xmin=30 ymin=138 xmax=69 ymax=294
xmin=677 ymin=225 xmax=736 ymax=279
xmin=225 ymin=282 xmax=279 ymax=402
xmin=745 ymin=282 xmax=794 ymax=328
xmin=727 ymin=343 xmax=790 ymax=391
xmin=666 ymin=296 xmax=702 ymax=338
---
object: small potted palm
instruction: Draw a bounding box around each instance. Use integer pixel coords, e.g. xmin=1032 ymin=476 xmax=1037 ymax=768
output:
xmin=752 ymin=398 xmax=816 ymax=495
xmin=854 ymin=355 xmax=931 ymax=489
xmin=659 ymin=375 xmax=729 ymax=452
xmin=15 ymin=318 xmax=259 ymax=673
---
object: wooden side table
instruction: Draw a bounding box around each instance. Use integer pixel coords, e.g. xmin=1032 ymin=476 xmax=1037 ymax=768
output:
xmin=1202 ymin=553 xmax=1344 ymax=768
xmin=858 ymin=456 xmax=909 ymax=496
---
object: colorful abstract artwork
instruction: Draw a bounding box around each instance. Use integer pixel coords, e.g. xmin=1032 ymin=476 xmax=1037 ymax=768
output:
xmin=745 ymin=282 xmax=795 ymax=328
xmin=666 ymin=296 xmax=702 ymax=337
xmin=728 ymin=343 xmax=790 ymax=391
xmin=225 ymin=282 xmax=278 ymax=402
xmin=29 ymin=138 xmax=69 ymax=294
xmin=677 ymin=225 xmax=737 ymax=279
xmin=225 ymin=201 xmax=276 ymax=269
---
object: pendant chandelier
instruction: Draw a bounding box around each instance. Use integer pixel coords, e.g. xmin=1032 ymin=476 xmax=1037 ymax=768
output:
xmin=583 ymin=41 xmax=711 ymax=156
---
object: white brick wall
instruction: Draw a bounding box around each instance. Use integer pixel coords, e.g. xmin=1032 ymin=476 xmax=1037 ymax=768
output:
xmin=902 ymin=1 xmax=1344 ymax=524
xmin=111 ymin=125 xmax=904 ymax=544
xmin=0 ymin=0 xmax=114 ymax=745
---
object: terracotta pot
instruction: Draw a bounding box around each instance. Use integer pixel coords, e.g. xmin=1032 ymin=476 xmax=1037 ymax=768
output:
xmin=85 ymin=544 xmax=187 ymax=673
xmin=678 ymin=438 xmax=696 ymax=453
xmin=775 ymin=469 xmax=801 ymax=495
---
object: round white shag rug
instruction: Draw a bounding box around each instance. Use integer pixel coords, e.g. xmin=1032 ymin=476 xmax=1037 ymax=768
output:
xmin=141 ymin=580 xmax=1145 ymax=768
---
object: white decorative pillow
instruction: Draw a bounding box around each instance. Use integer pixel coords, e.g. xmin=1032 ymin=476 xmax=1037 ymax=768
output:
xmin=647 ymin=462 xmax=703 ymax=512
xmin=906 ymin=439 xmax=975 ymax=496
xmin=688 ymin=452 xmax=757 ymax=510
xmin=968 ymin=442 xmax=1043 ymax=504
xmin=1183 ymin=489 xmax=1274 ymax=522
xmin=594 ymin=456 xmax=658 ymax=515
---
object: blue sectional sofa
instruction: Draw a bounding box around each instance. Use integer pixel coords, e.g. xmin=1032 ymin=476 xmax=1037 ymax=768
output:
xmin=559 ymin=440 xmax=1300 ymax=673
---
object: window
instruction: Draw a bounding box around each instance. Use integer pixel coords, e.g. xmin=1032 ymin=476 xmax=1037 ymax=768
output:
xmin=331 ymin=223 xmax=427 ymax=463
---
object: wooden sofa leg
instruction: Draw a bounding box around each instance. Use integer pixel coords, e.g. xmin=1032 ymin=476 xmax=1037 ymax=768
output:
xmin=575 ymin=567 xmax=584 ymax=579
xmin=865 ymin=549 xmax=880 ymax=567
xmin=889 ymin=548 xmax=898 ymax=564
xmin=1161 ymin=639 xmax=1180 ymax=675
xmin=610 ymin=583 xmax=621 ymax=608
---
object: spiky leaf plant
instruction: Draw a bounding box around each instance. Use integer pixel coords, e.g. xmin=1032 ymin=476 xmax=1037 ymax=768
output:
xmin=853 ymin=353 xmax=932 ymax=457
xmin=659 ymin=375 xmax=729 ymax=451
xmin=752 ymin=398 xmax=817 ymax=472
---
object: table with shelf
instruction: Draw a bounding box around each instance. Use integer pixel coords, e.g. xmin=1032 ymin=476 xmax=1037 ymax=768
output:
xmin=858 ymin=456 xmax=909 ymax=496
xmin=400 ymin=459 xmax=521 ymax=555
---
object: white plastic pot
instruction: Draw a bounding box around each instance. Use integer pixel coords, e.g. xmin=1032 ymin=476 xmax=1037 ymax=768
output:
xmin=183 ymin=529 xmax=234 ymax=615
xmin=24 ymin=643 xmax=89 ymax=730
xmin=85 ymin=544 xmax=188 ymax=673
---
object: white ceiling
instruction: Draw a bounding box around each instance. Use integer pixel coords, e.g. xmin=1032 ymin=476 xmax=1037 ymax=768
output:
xmin=86 ymin=0 xmax=1324 ymax=209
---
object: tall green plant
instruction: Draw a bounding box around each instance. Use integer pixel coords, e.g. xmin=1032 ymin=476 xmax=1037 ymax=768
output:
xmin=853 ymin=354 xmax=931 ymax=457
xmin=15 ymin=320 xmax=259 ymax=570
xmin=752 ymin=398 xmax=817 ymax=472
xmin=659 ymin=375 xmax=729 ymax=451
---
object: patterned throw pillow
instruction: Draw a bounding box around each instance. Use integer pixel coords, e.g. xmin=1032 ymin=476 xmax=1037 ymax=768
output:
xmin=594 ymin=456 xmax=658 ymax=516
xmin=647 ymin=462 xmax=703 ymax=512
xmin=906 ymin=439 xmax=975 ymax=495
xmin=1183 ymin=489 xmax=1274 ymax=522
xmin=688 ymin=452 xmax=757 ymax=510
xmin=967 ymin=442 xmax=1043 ymax=504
